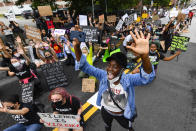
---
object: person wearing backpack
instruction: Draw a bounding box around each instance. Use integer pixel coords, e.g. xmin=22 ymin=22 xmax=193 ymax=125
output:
xmin=0 ymin=94 xmax=43 ymax=131
xmin=73 ymin=30 xmax=155 ymax=131
xmin=44 ymin=87 xmax=84 ymax=131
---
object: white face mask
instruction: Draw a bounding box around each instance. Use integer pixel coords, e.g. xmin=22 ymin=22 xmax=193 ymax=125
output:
xmin=14 ymin=53 xmax=20 ymax=57
xmin=108 ymin=76 xmax=120 ymax=84
xmin=12 ymin=62 xmax=20 ymax=68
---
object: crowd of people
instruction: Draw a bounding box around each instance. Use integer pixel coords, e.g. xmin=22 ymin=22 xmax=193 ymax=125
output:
xmin=0 ymin=5 xmax=194 ymax=131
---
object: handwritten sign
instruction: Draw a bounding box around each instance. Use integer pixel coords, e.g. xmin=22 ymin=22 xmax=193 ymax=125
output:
xmin=124 ymin=14 xmax=134 ymax=26
xmin=20 ymin=82 xmax=34 ymax=104
xmin=54 ymin=29 xmax=66 ymax=36
xmin=122 ymin=13 xmax=128 ymax=21
xmin=115 ymin=19 xmax=124 ymax=31
xmin=24 ymin=25 xmax=41 ymax=41
xmin=82 ymin=78 xmax=95 ymax=93
xmin=79 ymin=15 xmax=88 ymax=26
xmin=40 ymin=62 xmax=68 ymax=90
xmin=171 ymin=36 xmax=190 ymax=51
xmin=81 ymin=26 xmax=99 ymax=43
xmin=70 ymin=31 xmax=86 ymax=42
xmin=99 ymin=14 xmax=105 ymax=23
xmin=38 ymin=6 xmax=53 ymax=16
xmin=107 ymin=15 xmax=116 ymax=23
xmin=38 ymin=113 xmax=80 ymax=129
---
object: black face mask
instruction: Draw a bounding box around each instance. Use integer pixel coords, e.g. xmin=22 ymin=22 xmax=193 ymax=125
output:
xmin=52 ymin=101 xmax=63 ymax=107
xmin=45 ymin=55 xmax=52 ymax=60
xmin=7 ymin=106 xmax=15 ymax=110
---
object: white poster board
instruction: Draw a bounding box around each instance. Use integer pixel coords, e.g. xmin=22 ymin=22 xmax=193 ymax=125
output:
xmin=79 ymin=15 xmax=88 ymax=26
xmin=134 ymin=13 xmax=137 ymax=21
xmin=38 ymin=113 xmax=80 ymax=129
xmin=54 ymin=29 xmax=66 ymax=36
xmin=122 ymin=13 xmax=128 ymax=21
xmin=115 ymin=19 xmax=124 ymax=31
xmin=7 ymin=13 xmax=16 ymax=21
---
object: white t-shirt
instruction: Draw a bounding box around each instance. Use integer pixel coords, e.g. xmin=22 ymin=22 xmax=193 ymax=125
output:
xmin=123 ymin=35 xmax=132 ymax=46
xmin=101 ymin=83 xmax=128 ymax=112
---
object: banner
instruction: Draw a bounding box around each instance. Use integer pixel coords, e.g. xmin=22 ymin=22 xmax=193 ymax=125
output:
xmin=81 ymin=26 xmax=99 ymax=43
xmin=79 ymin=15 xmax=88 ymax=26
xmin=107 ymin=15 xmax=117 ymax=23
xmin=38 ymin=6 xmax=53 ymax=16
xmin=40 ymin=61 xmax=68 ymax=90
xmin=115 ymin=19 xmax=124 ymax=31
xmin=171 ymin=36 xmax=190 ymax=51
xmin=20 ymin=82 xmax=34 ymax=104
xmin=24 ymin=25 xmax=41 ymax=41
xmin=38 ymin=113 xmax=80 ymax=129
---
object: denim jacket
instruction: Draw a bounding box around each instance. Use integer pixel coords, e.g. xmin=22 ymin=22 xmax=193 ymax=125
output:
xmin=75 ymin=55 xmax=155 ymax=119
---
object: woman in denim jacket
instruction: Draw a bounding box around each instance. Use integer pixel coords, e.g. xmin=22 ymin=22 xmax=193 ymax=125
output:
xmin=73 ymin=30 xmax=155 ymax=131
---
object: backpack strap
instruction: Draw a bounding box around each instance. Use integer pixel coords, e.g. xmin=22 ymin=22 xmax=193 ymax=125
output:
xmin=156 ymin=50 xmax=160 ymax=58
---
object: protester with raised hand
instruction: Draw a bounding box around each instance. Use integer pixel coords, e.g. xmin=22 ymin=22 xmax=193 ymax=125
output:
xmin=73 ymin=30 xmax=155 ymax=131
xmin=0 ymin=94 xmax=43 ymax=131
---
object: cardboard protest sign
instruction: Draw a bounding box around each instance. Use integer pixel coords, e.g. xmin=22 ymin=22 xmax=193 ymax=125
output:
xmin=171 ymin=36 xmax=190 ymax=51
xmin=115 ymin=19 xmax=124 ymax=31
xmin=54 ymin=29 xmax=66 ymax=36
xmin=152 ymin=15 xmax=159 ymax=21
xmin=20 ymin=82 xmax=34 ymax=104
xmin=81 ymin=26 xmax=99 ymax=43
xmin=40 ymin=61 xmax=68 ymax=90
xmin=82 ymin=78 xmax=95 ymax=92
xmin=99 ymin=14 xmax=105 ymax=23
xmin=79 ymin=15 xmax=88 ymax=26
xmin=124 ymin=14 xmax=134 ymax=26
xmin=38 ymin=113 xmax=80 ymax=129
xmin=24 ymin=25 xmax=41 ymax=41
xmin=107 ymin=15 xmax=117 ymax=23
xmin=38 ymin=6 xmax=53 ymax=16
xmin=70 ymin=31 xmax=86 ymax=42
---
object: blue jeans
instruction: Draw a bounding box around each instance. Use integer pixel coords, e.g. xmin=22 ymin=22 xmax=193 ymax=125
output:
xmin=3 ymin=123 xmax=42 ymax=131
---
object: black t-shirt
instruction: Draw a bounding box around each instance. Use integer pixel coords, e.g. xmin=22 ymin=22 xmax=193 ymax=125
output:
xmin=11 ymin=103 xmax=41 ymax=125
xmin=52 ymin=96 xmax=81 ymax=115
xmin=149 ymin=51 xmax=165 ymax=70
xmin=9 ymin=63 xmax=32 ymax=80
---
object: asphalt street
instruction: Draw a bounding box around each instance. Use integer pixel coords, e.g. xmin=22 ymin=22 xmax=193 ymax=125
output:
xmin=0 ymin=17 xmax=196 ymax=131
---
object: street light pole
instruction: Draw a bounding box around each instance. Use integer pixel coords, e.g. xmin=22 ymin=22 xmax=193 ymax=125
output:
xmin=92 ymin=0 xmax=95 ymax=19
xmin=105 ymin=0 xmax=108 ymax=14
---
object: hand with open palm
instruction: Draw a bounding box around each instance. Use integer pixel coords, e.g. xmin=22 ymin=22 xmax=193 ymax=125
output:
xmin=126 ymin=29 xmax=150 ymax=56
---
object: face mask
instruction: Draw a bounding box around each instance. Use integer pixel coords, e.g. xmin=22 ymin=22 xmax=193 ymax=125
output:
xmin=14 ymin=53 xmax=20 ymax=57
xmin=45 ymin=55 xmax=52 ymax=59
xmin=83 ymin=53 xmax=88 ymax=57
xmin=12 ymin=62 xmax=20 ymax=68
xmin=52 ymin=100 xmax=63 ymax=107
xmin=108 ymin=76 xmax=120 ymax=84
xmin=150 ymin=50 xmax=156 ymax=54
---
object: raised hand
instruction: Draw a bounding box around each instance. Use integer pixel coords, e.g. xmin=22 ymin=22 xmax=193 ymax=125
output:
xmin=126 ymin=29 xmax=150 ymax=56
xmin=16 ymin=36 xmax=22 ymax=43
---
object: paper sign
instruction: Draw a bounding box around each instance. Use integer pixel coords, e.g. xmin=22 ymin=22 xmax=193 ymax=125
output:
xmin=54 ymin=29 xmax=66 ymax=36
xmin=40 ymin=62 xmax=68 ymax=90
xmin=24 ymin=25 xmax=41 ymax=41
xmin=107 ymin=15 xmax=117 ymax=23
xmin=115 ymin=19 xmax=124 ymax=31
xmin=7 ymin=13 xmax=16 ymax=21
xmin=81 ymin=26 xmax=99 ymax=43
xmin=38 ymin=113 xmax=80 ymax=129
xmin=122 ymin=13 xmax=128 ymax=21
xmin=152 ymin=15 xmax=159 ymax=21
xmin=171 ymin=36 xmax=190 ymax=51
xmin=79 ymin=15 xmax=88 ymax=26
xmin=82 ymin=78 xmax=95 ymax=93
xmin=0 ymin=101 xmax=3 ymax=108
xmin=20 ymin=82 xmax=34 ymax=104
xmin=134 ymin=13 xmax=137 ymax=21
xmin=124 ymin=15 xmax=134 ymax=25
xmin=38 ymin=6 xmax=53 ymax=16
xmin=99 ymin=14 xmax=105 ymax=23
xmin=170 ymin=10 xmax=179 ymax=17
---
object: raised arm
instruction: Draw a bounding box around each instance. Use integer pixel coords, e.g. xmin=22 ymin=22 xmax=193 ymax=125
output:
xmin=163 ymin=50 xmax=181 ymax=61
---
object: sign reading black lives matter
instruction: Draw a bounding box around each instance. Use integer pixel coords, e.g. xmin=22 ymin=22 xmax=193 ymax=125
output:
xmin=81 ymin=26 xmax=99 ymax=43
xmin=38 ymin=113 xmax=80 ymax=129
xmin=20 ymin=82 xmax=34 ymax=104
xmin=124 ymin=14 xmax=134 ymax=25
xmin=40 ymin=62 xmax=68 ymax=90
